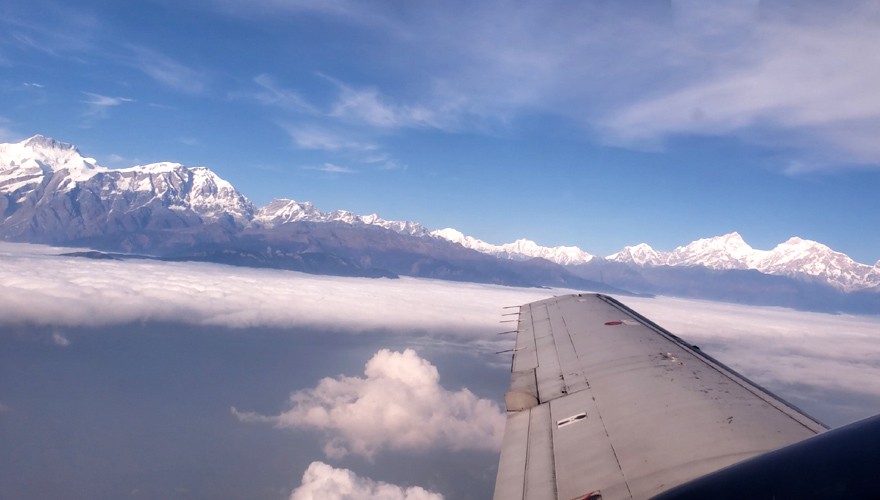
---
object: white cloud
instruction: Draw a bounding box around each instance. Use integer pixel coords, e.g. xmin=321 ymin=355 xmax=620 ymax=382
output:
xmin=78 ymin=92 xmax=134 ymax=125
xmin=81 ymin=92 xmax=133 ymax=108
xmin=125 ymin=45 xmax=206 ymax=94
xmin=81 ymin=92 xmax=134 ymax=120
xmin=326 ymin=79 xmax=445 ymax=130
xmin=283 ymin=125 xmax=405 ymax=172
xmin=303 ymin=162 xmax=357 ymax=174
xmin=219 ymin=0 xmax=880 ymax=170
xmin=290 ymin=461 xmax=443 ymax=500
xmin=0 ymin=242 xmax=552 ymax=336
xmin=4 ymin=242 xmax=880 ymax=424
xmin=250 ymin=74 xmax=318 ymax=113
xmin=596 ymin=2 xmax=880 ymax=167
xmin=51 ymin=331 xmax=70 ymax=347
xmin=285 ymin=125 xmax=377 ymax=153
xmin=234 ymin=348 xmax=505 ymax=459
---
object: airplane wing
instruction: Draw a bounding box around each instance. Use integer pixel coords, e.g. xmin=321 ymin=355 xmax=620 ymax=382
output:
xmin=493 ymin=293 xmax=830 ymax=499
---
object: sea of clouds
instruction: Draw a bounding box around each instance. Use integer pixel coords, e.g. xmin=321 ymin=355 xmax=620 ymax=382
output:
xmin=2 ymin=241 xmax=880 ymax=498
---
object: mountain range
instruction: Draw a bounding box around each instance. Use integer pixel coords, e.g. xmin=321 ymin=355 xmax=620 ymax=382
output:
xmin=1 ymin=135 xmax=877 ymax=313
xmin=433 ymin=229 xmax=880 ymax=293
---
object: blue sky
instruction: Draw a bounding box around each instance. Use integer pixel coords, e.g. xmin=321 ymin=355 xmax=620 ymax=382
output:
xmin=1 ymin=0 xmax=879 ymax=263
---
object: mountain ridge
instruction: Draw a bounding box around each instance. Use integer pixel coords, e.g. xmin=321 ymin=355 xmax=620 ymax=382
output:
xmin=1 ymin=135 xmax=877 ymax=303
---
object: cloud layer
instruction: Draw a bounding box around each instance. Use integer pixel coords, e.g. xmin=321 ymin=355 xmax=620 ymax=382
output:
xmin=3 ymin=242 xmax=880 ymax=425
xmin=290 ymin=461 xmax=442 ymax=500
xmin=0 ymin=242 xmax=551 ymax=336
xmin=234 ymin=348 xmax=505 ymax=459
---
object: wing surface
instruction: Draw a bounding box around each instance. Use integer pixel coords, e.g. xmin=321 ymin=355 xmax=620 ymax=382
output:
xmin=493 ymin=293 xmax=826 ymax=500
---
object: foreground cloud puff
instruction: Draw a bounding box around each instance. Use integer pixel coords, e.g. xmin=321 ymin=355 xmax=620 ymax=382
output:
xmin=290 ymin=461 xmax=442 ymax=500
xmin=234 ymin=349 xmax=505 ymax=459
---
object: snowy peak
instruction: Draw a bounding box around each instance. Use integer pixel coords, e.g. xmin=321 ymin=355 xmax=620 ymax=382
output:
xmin=22 ymin=134 xmax=79 ymax=153
xmin=605 ymin=233 xmax=878 ymax=292
xmin=254 ymin=199 xmax=322 ymax=225
xmin=606 ymin=243 xmax=665 ymax=266
xmin=757 ymin=237 xmax=872 ymax=291
xmin=254 ymin=198 xmax=428 ymax=236
xmin=667 ymin=232 xmax=766 ymax=269
xmin=0 ymin=136 xmax=254 ymax=229
xmin=430 ymin=228 xmax=498 ymax=254
xmin=431 ymin=228 xmax=467 ymax=244
xmin=430 ymin=229 xmax=594 ymax=265
xmin=763 ymin=237 xmax=835 ymax=267
xmin=0 ymin=135 xmax=103 ymax=194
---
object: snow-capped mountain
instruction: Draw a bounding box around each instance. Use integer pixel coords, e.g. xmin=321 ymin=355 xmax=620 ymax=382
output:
xmin=1 ymin=135 xmax=877 ymax=298
xmin=604 ymin=232 xmax=879 ymax=292
xmin=606 ymin=243 xmax=666 ymax=266
xmin=430 ymin=228 xmax=594 ymax=265
xmin=254 ymin=198 xmax=429 ymax=236
xmin=757 ymin=237 xmax=880 ymax=292
xmin=666 ymin=232 xmax=766 ymax=269
xmin=0 ymin=136 xmax=434 ymax=242
xmin=0 ymin=135 xmax=254 ymax=241
xmin=430 ymin=225 xmax=879 ymax=292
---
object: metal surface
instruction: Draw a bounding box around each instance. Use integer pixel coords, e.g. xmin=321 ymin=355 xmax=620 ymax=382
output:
xmin=493 ymin=293 xmax=826 ymax=500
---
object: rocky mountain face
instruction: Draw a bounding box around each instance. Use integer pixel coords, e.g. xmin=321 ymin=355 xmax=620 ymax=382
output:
xmin=254 ymin=198 xmax=430 ymax=236
xmin=0 ymin=135 xmax=616 ymax=291
xmin=1 ymin=135 xmax=877 ymax=313
xmin=0 ymin=136 xmax=253 ymax=245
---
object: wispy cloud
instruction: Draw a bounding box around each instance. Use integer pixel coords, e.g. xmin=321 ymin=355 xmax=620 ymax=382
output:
xmin=284 ymin=125 xmax=377 ymax=153
xmin=1 ymin=4 xmax=99 ymax=60
xmin=324 ymin=76 xmax=447 ymax=130
xmin=283 ymin=125 xmax=406 ymax=172
xmin=302 ymin=162 xmax=357 ymax=174
xmin=215 ymin=0 xmax=880 ymax=171
xmin=211 ymin=0 xmax=401 ymax=33
xmin=600 ymin=4 xmax=880 ymax=168
xmin=81 ymin=92 xmax=134 ymax=122
xmin=290 ymin=461 xmax=443 ymax=500
xmin=233 ymin=348 xmax=505 ymax=459
xmin=248 ymin=73 xmax=318 ymax=113
xmin=82 ymin=92 xmax=133 ymax=108
xmin=124 ymin=45 xmax=207 ymax=94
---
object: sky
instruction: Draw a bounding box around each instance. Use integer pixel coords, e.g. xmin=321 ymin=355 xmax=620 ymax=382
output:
xmin=2 ymin=242 xmax=880 ymax=498
xmin=1 ymin=0 xmax=879 ymax=263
